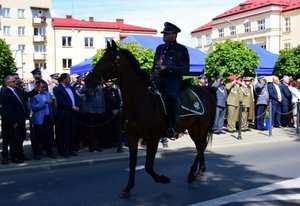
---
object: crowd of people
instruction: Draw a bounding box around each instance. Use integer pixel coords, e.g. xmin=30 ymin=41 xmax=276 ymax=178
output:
xmin=1 ymin=68 xmax=300 ymax=164
xmin=0 ymin=69 xmax=122 ymax=164
xmin=198 ymin=75 xmax=300 ymax=134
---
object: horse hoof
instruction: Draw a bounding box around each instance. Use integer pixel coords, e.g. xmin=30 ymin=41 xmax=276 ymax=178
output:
xmin=119 ymin=191 xmax=131 ymax=199
xmin=156 ymin=175 xmax=171 ymax=184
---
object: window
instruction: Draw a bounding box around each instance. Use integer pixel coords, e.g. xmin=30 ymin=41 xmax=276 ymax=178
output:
xmin=84 ymin=37 xmax=94 ymax=47
xmin=34 ymin=27 xmax=46 ymax=35
xmin=230 ymin=26 xmax=236 ymax=36
xmin=62 ymin=36 xmax=72 ymax=47
xmin=18 ymin=44 xmax=25 ymax=52
xmin=3 ymin=26 xmax=11 ymax=35
xmin=284 ymin=43 xmax=291 ymax=49
xmin=34 ymin=45 xmax=46 ymax=53
xmin=218 ymin=28 xmax=224 ymax=38
xmin=244 ymin=22 xmax=251 ymax=32
xmin=35 ymin=62 xmax=47 ymax=70
xmin=3 ymin=8 xmax=10 ymax=18
xmin=18 ymin=27 xmax=25 ymax=36
xmin=205 ymin=34 xmax=212 ymax=45
xmin=260 ymin=44 xmax=266 ymax=49
xmin=18 ymin=9 xmax=25 ymax=18
xmin=197 ymin=36 xmax=202 ymax=47
xmin=62 ymin=59 xmax=72 ymax=69
xmin=33 ymin=10 xmax=47 ymax=17
xmin=285 ymin=17 xmax=291 ymax=32
xmin=257 ymin=19 xmax=265 ymax=30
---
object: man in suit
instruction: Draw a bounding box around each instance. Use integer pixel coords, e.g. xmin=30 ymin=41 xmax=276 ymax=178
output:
xmin=53 ymin=73 xmax=81 ymax=157
xmin=280 ymin=76 xmax=292 ymax=127
xmin=268 ymin=76 xmax=282 ymax=127
xmin=30 ymin=80 xmax=55 ymax=159
xmin=1 ymin=75 xmax=29 ymax=164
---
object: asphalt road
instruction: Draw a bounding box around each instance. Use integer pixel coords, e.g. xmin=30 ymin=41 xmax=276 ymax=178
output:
xmin=1 ymin=137 xmax=300 ymax=206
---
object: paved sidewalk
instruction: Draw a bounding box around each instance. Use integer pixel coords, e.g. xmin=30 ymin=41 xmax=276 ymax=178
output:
xmin=0 ymin=127 xmax=299 ymax=176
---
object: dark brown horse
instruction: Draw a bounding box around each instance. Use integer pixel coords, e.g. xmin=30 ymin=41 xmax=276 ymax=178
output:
xmin=85 ymin=41 xmax=217 ymax=199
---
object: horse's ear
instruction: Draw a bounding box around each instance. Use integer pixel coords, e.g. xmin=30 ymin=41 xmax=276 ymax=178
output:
xmin=111 ymin=40 xmax=117 ymax=50
xmin=106 ymin=41 xmax=111 ymax=49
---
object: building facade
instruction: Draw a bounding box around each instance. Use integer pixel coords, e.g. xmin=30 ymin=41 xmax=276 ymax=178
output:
xmin=52 ymin=16 xmax=157 ymax=75
xmin=1 ymin=1 xmax=157 ymax=80
xmin=191 ymin=0 xmax=300 ymax=54
xmin=0 ymin=0 xmax=53 ymax=79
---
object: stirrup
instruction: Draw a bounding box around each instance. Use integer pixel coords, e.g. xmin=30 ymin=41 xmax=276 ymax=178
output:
xmin=166 ymin=128 xmax=179 ymax=141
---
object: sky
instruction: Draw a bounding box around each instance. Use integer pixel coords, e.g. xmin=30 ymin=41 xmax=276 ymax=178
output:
xmin=51 ymin=0 xmax=243 ymax=46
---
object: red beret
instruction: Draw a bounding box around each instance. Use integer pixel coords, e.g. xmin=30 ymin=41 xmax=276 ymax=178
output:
xmin=228 ymin=75 xmax=238 ymax=81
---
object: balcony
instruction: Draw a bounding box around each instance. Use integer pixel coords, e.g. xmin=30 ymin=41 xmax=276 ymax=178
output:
xmin=33 ymin=17 xmax=47 ymax=25
xmin=33 ymin=53 xmax=46 ymax=60
xmin=33 ymin=35 xmax=46 ymax=43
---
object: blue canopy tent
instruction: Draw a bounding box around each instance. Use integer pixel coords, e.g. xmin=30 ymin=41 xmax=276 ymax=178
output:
xmin=247 ymin=44 xmax=279 ymax=75
xmin=70 ymin=57 xmax=93 ymax=74
xmin=121 ymin=35 xmax=206 ymax=75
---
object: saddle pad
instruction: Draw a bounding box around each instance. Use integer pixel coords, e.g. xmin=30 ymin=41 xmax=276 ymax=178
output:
xmin=179 ymin=88 xmax=204 ymax=117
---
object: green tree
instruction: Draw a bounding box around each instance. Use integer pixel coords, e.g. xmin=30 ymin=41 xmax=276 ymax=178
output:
xmin=274 ymin=45 xmax=300 ymax=79
xmin=93 ymin=41 xmax=154 ymax=75
xmin=0 ymin=39 xmax=17 ymax=84
xmin=204 ymin=39 xmax=259 ymax=79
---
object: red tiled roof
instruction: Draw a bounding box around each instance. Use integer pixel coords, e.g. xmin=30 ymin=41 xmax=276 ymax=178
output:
xmin=52 ymin=17 xmax=157 ymax=33
xmin=191 ymin=22 xmax=212 ymax=33
xmin=213 ymin=0 xmax=298 ymax=20
xmin=191 ymin=0 xmax=300 ymax=34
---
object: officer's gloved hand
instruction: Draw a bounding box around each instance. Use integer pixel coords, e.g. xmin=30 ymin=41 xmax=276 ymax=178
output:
xmin=157 ymin=65 xmax=168 ymax=75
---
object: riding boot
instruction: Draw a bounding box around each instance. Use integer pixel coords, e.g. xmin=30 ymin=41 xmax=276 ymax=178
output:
xmin=166 ymin=104 xmax=180 ymax=140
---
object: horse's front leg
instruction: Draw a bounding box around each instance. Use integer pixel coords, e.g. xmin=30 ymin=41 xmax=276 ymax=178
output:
xmin=145 ymin=138 xmax=171 ymax=184
xmin=119 ymin=135 xmax=139 ymax=199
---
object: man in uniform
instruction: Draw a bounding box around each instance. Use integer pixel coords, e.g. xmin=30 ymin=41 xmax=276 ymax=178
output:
xmin=152 ymin=22 xmax=190 ymax=139
xmin=239 ymin=77 xmax=253 ymax=131
xmin=225 ymin=75 xmax=241 ymax=132
xmin=212 ymin=75 xmax=227 ymax=134
xmin=198 ymin=74 xmax=207 ymax=86
xmin=254 ymin=76 xmax=269 ymax=130
xmin=27 ymin=68 xmax=48 ymax=91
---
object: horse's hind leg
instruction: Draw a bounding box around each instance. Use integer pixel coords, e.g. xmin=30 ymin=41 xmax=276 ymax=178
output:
xmin=145 ymin=138 xmax=171 ymax=184
xmin=187 ymin=126 xmax=208 ymax=184
xmin=120 ymin=135 xmax=139 ymax=199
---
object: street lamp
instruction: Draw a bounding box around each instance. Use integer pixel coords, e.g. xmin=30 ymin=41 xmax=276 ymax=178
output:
xmin=225 ymin=18 xmax=240 ymax=40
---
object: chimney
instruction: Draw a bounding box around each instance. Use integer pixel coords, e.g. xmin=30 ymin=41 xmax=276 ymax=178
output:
xmin=89 ymin=16 xmax=94 ymax=22
xmin=66 ymin=15 xmax=72 ymax=19
xmin=116 ymin=18 xmax=124 ymax=24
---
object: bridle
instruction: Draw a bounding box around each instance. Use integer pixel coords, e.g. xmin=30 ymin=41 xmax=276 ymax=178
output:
xmin=101 ymin=48 xmax=144 ymax=83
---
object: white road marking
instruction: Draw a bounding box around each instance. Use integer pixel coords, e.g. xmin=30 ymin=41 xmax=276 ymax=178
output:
xmin=189 ymin=177 xmax=300 ymax=206
xmin=126 ymin=165 xmax=145 ymax=171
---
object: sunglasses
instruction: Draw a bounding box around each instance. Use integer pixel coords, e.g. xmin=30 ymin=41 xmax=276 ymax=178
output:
xmin=8 ymin=80 xmax=16 ymax=83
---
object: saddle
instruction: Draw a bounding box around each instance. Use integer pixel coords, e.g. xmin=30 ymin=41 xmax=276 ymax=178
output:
xmin=150 ymin=78 xmax=205 ymax=117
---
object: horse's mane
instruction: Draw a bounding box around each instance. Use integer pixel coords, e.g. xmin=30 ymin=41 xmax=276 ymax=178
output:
xmin=119 ymin=48 xmax=153 ymax=85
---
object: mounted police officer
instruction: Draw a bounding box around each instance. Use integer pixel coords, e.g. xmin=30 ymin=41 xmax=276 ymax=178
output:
xmin=152 ymin=22 xmax=190 ymax=139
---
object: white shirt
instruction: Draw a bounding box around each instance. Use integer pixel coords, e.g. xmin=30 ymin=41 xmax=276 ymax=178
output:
xmin=273 ymin=83 xmax=282 ymax=99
